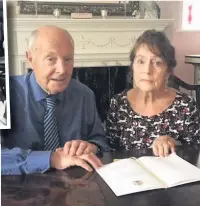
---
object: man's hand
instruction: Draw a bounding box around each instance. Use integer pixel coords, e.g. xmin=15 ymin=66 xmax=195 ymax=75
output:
xmin=63 ymin=140 xmax=98 ymax=156
xmin=50 ymin=148 xmax=102 ymax=172
xmin=152 ymin=136 xmax=176 ymax=157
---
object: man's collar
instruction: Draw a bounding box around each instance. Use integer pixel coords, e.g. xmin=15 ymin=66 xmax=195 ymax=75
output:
xmin=30 ymin=72 xmax=64 ymax=102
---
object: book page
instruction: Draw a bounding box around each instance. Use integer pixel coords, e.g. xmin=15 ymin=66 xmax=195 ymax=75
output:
xmin=138 ymin=153 xmax=200 ymax=187
xmin=96 ymin=158 xmax=164 ymax=196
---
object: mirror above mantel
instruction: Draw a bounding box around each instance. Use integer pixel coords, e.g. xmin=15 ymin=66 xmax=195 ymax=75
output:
xmin=7 ymin=17 xmax=174 ymax=75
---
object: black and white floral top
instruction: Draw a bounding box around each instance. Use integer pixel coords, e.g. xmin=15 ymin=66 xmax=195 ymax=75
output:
xmin=106 ymin=90 xmax=200 ymax=150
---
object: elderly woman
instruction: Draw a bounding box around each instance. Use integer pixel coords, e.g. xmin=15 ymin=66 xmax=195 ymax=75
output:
xmin=106 ymin=30 xmax=200 ymax=157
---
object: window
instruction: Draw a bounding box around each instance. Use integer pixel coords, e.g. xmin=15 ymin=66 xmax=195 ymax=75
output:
xmin=182 ymin=0 xmax=200 ymax=30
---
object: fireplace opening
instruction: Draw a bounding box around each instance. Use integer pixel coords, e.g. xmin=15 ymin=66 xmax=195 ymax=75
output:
xmin=72 ymin=66 xmax=131 ymax=123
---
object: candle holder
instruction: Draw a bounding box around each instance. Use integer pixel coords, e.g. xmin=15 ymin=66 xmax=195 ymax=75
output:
xmin=101 ymin=9 xmax=108 ymax=19
xmin=34 ymin=0 xmax=38 ymax=17
xmin=16 ymin=5 xmax=20 ymax=15
xmin=53 ymin=8 xmax=61 ymax=18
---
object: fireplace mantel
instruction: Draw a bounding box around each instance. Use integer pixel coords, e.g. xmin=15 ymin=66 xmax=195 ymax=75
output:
xmin=7 ymin=17 xmax=173 ymax=75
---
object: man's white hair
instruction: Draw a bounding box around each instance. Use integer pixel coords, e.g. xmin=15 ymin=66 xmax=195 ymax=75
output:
xmin=27 ymin=26 xmax=74 ymax=51
xmin=27 ymin=29 xmax=39 ymax=51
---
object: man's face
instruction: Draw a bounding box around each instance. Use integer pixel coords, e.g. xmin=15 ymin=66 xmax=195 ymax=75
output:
xmin=27 ymin=32 xmax=74 ymax=94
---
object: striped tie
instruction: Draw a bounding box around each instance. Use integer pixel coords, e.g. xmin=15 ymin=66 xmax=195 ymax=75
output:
xmin=44 ymin=95 xmax=60 ymax=151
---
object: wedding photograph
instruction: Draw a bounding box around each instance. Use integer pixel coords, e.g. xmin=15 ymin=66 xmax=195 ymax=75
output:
xmin=0 ymin=0 xmax=10 ymax=129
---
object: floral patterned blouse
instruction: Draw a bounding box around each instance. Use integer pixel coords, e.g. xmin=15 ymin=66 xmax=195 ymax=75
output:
xmin=106 ymin=90 xmax=200 ymax=150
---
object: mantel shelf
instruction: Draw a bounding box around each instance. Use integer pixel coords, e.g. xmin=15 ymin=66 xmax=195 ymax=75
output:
xmin=8 ymin=17 xmax=173 ymax=31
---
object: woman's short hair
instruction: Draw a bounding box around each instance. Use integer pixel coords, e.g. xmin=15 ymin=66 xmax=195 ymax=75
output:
xmin=130 ymin=29 xmax=176 ymax=73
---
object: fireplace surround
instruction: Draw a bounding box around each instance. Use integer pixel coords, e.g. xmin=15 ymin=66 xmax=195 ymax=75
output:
xmin=7 ymin=16 xmax=173 ymax=121
xmin=7 ymin=17 xmax=173 ymax=75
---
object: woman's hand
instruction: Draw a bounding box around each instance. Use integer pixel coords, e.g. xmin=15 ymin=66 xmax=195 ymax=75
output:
xmin=152 ymin=136 xmax=176 ymax=157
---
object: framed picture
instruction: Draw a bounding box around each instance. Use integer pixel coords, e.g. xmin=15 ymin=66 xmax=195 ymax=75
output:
xmin=17 ymin=1 xmax=140 ymax=17
xmin=0 ymin=0 xmax=11 ymax=129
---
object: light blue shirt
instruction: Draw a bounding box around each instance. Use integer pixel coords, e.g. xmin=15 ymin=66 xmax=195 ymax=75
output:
xmin=1 ymin=147 xmax=51 ymax=175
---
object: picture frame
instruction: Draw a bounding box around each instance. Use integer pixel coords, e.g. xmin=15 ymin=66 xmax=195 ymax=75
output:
xmin=17 ymin=1 xmax=140 ymax=17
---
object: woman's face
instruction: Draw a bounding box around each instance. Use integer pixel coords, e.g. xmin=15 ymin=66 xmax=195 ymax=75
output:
xmin=133 ymin=44 xmax=169 ymax=92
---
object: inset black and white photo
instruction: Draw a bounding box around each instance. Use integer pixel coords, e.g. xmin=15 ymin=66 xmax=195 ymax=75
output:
xmin=0 ymin=0 xmax=10 ymax=128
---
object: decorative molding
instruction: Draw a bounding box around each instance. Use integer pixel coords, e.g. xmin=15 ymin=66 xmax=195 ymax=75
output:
xmin=79 ymin=35 xmax=136 ymax=49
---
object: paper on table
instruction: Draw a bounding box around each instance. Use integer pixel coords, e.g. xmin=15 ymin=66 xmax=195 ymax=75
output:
xmin=97 ymin=158 xmax=164 ymax=196
xmin=138 ymin=153 xmax=200 ymax=187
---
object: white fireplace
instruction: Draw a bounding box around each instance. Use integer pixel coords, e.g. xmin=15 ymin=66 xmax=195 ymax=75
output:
xmin=7 ymin=16 xmax=173 ymax=75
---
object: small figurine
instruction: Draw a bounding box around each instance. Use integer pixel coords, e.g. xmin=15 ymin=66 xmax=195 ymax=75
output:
xmin=132 ymin=10 xmax=140 ymax=19
xmin=53 ymin=8 xmax=61 ymax=18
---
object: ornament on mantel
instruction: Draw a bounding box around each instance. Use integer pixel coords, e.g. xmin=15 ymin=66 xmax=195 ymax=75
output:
xmin=101 ymin=9 xmax=108 ymax=19
xmin=16 ymin=5 xmax=20 ymax=15
xmin=142 ymin=1 xmax=160 ymax=19
xmin=34 ymin=0 xmax=38 ymax=17
xmin=132 ymin=10 xmax=140 ymax=19
xmin=53 ymin=8 xmax=61 ymax=18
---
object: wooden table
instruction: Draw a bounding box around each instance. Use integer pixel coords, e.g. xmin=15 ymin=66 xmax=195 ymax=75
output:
xmin=2 ymin=145 xmax=200 ymax=206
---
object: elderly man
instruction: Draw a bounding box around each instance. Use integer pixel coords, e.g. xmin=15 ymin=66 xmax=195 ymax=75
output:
xmin=2 ymin=25 xmax=109 ymax=174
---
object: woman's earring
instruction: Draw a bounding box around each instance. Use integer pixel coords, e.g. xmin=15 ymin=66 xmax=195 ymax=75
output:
xmin=165 ymin=79 xmax=169 ymax=88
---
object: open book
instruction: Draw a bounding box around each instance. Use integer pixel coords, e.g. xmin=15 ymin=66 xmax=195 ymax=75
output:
xmin=96 ymin=153 xmax=200 ymax=196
